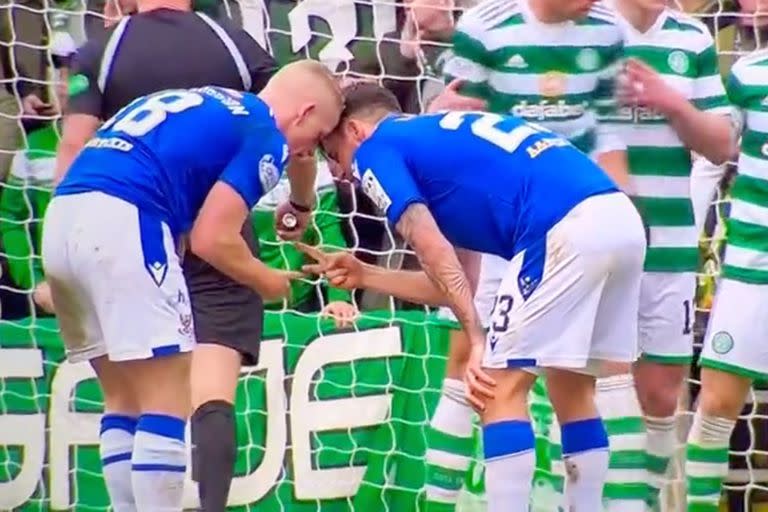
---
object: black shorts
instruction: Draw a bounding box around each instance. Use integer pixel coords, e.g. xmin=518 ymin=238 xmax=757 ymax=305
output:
xmin=184 ymin=219 xmax=263 ymax=365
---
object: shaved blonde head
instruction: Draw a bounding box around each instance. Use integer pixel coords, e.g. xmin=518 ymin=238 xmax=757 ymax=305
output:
xmin=264 ymin=59 xmax=343 ymax=110
xmin=259 ymin=59 xmax=345 ymax=154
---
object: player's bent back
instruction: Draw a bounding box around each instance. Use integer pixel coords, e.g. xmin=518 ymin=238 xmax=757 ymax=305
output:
xmin=359 ymin=112 xmax=619 ymax=259
xmin=43 ymin=86 xmax=286 ymax=363
xmin=57 ymin=87 xmax=285 ymax=237
xmin=334 ymin=98 xmax=647 ymax=371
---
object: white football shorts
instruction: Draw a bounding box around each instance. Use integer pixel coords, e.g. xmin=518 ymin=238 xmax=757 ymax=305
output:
xmin=699 ymin=278 xmax=768 ymax=380
xmin=637 ymin=271 xmax=696 ymax=364
xmin=42 ymin=192 xmax=195 ymax=363
xmin=482 ymin=192 xmax=646 ymax=374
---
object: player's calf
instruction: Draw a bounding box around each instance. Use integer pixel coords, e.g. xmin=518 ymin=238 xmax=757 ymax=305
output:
xmin=685 ymin=368 xmax=747 ymax=512
xmin=546 ymin=368 xmax=609 ymax=512
xmin=91 ymin=357 xmax=141 ymax=512
xmin=125 ymin=352 xmax=192 ymax=512
xmin=634 ymin=359 xmax=688 ymax=508
xmin=425 ymin=329 xmax=474 ymax=512
xmin=190 ymin=344 xmax=242 ymax=512
xmin=595 ymin=372 xmax=647 ymax=512
xmin=686 ymin=279 xmax=767 ymax=511
xmin=480 ymin=368 xmax=537 ymax=512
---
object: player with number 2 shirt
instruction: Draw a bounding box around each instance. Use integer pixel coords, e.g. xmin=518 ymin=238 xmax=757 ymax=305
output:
xmin=41 ymin=61 xmax=342 ymax=512
xmin=309 ymin=82 xmax=646 ymax=512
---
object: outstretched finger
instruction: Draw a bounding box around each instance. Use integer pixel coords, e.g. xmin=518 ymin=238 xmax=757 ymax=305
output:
xmin=325 ymin=268 xmax=348 ymax=281
xmin=301 ymin=263 xmax=325 ymax=275
xmin=328 ymin=275 xmax=351 ymax=288
xmin=295 ymin=242 xmax=328 ymax=263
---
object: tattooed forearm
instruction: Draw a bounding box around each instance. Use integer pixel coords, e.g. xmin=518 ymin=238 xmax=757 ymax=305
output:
xmin=396 ymin=204 xmax=484 ymax=338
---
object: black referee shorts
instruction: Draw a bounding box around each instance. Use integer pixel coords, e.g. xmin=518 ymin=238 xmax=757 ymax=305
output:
xmin=185 ymin=218 xmax=263 ymax=365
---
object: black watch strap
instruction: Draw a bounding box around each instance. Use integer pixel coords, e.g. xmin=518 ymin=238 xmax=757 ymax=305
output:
xmin=289 ymin=199 xmax=312 ymax=213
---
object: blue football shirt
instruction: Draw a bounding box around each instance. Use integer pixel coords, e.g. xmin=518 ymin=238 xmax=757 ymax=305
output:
xmin=57 ymin=86 xmax=287 ymax=236
xmin=353 ymin=111 xmax=619 ymax=260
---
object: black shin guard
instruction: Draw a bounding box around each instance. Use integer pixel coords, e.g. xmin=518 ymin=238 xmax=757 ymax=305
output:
xmin=191 ymin=400 xmax=236 ymax=512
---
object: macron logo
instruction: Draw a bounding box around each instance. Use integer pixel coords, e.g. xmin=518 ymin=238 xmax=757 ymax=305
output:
xmin=147 ymin=261 xmax=168 ymax=287
xmin=506 ymin=54 xmax=528 ymax=69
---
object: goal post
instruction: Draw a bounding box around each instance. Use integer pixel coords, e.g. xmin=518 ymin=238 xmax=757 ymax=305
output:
xmin=0 ymin=0 xmax=767 ymax=511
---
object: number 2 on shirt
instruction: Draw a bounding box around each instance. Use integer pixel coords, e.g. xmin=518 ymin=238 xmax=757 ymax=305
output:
xmin=439 ymin=111 xmax=547 ymax=153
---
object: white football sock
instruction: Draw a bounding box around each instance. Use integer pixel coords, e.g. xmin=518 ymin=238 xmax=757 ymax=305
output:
xmin=483 ymin=420 xmax=536 ymax=512
xmin=131 ymin=414 xmax=187 ymax=512
xmin=100 ymin=414 xmax=138 ymax=512
xmin=561 ymin=417 xmax=610 ymax=511
xmin=425 ymin=379 xmax=475 ymax=508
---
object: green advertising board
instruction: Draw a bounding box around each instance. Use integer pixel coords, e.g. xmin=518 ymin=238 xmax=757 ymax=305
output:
xmin=0 ymin=310 xmax=490 ymax=511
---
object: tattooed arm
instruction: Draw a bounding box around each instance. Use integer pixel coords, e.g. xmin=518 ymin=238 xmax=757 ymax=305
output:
xmin=395 ymin=203 xmax=485 ymax=340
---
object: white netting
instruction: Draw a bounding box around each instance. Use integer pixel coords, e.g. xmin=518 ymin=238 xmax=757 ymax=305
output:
xmin=0 ymin=0 xmax=766 ymax=511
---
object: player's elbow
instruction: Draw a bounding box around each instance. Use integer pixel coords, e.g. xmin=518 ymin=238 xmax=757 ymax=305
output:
xmin=700 ymin=117 xmax=736 ymax=166
xmin=702 ymin=139 xmax=734 ymax=166
xmin=189 ymin=227 xmax=220 ymax=265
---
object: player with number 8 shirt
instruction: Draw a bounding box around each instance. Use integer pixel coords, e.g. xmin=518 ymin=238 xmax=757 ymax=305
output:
xmin=41 ymin=61 xmax=343 ymax=512
xmin=307 ymin=82 xmax=646 ymax=512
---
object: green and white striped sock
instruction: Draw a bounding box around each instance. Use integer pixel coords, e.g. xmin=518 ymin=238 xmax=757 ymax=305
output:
xmin=644 ymin=415 xmax=677 ymax=510
xmin=425 ymin=378 xmax=474 ymax=512
xmin=596 ymin=375 xmax=648 ymax=512
xmin=686 ymin=412 xmax=734 ymax=512
xmin=530 ymin=377 xmax=564 ymax=511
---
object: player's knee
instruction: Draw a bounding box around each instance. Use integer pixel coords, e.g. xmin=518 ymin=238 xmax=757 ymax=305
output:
xmin=546 ymin=369 xmax=598 ymax=423
xmin=634 ymin=365 xmax=685 ymax=415
xmin=90 ymin=357 xmax=140 ymax=415
xmin=697 ymin=388 xmax=741 ymax=420
xmin=698 ymin=369 xmax=751 ymax=419
xmin=482 ymin=369 xmax=534 ymax=421
xmin=445 ymin=329 xmax=471 ymax=378
xmin=191 ymin=344 xmax=242 ymax=408
xmin=128 ymin=352 xmax=192 ymax=416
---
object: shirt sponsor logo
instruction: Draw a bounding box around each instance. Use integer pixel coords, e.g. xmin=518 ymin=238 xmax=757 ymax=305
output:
xmin=259 ymin=154 xmax=281 ymax=193
xmin=511 ymin=100 xmax=587 ymax=121
xmin=538 ymin=71 xmax=568 ymax=98
xmin=84 ymin=137 xmax=134 ymax=152
xmin=361 ymin=169 xmax=392 ymax=213
xmin=614 ymin=105 xmax=667 ymax=123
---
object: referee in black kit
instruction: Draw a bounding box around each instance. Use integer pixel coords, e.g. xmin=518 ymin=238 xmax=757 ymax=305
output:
xmin=50 ymin=1 xmax=310 ymax=510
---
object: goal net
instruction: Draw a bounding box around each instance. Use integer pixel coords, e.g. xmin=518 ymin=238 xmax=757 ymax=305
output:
xmin=0 ymin=0 xmax=766 ymax=511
